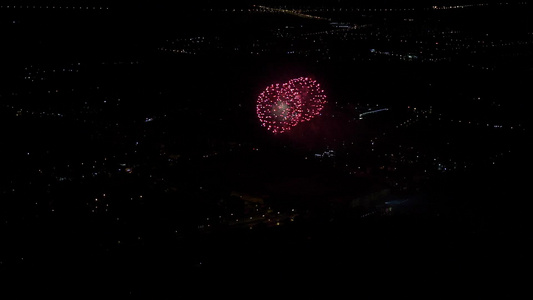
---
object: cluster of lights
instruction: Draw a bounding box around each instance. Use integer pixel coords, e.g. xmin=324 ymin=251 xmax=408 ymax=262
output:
xmin=23 ymin=63 xmax=81 ymax=82
xmin=430 ymin=2 xmax=518 ymax=10
xmin=300 ymin=7 xmax=416 ymax=13
xmin=256 ymin=77 xmax=326 ymax=133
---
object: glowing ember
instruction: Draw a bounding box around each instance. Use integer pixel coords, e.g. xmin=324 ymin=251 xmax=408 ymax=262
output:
xmin=257 ymin=77 xmax=326 ymax=133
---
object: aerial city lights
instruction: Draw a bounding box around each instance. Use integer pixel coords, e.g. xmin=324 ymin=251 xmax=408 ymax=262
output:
xmin=256 ymin=77 xmax=327 ymax=133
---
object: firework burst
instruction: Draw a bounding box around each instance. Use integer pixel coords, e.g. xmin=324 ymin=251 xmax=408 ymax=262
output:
xmin=257 ymin=77 xmax=326 ymax=133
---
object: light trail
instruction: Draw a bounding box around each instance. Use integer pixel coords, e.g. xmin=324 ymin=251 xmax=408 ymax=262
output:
xmin=359 ymin=108 xmax=389 ymax=119
xmin=256 ymin=5 xmax=331 ymax=21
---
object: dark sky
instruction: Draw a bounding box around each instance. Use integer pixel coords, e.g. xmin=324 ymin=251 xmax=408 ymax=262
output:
xmin=3 ymin=0 xmax=526 ymax=9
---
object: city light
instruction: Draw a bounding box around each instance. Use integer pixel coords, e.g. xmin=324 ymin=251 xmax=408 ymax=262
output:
xmin=0 ymin=1 xmax=530 ymax=291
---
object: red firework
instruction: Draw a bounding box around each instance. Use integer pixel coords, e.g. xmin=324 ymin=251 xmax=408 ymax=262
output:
xmin=257 ymin=77 xmax=326 ymax=133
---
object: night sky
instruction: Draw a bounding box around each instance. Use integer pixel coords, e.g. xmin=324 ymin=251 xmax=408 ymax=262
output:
xmin=1 ymin=0 xmax=532 ymax=297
